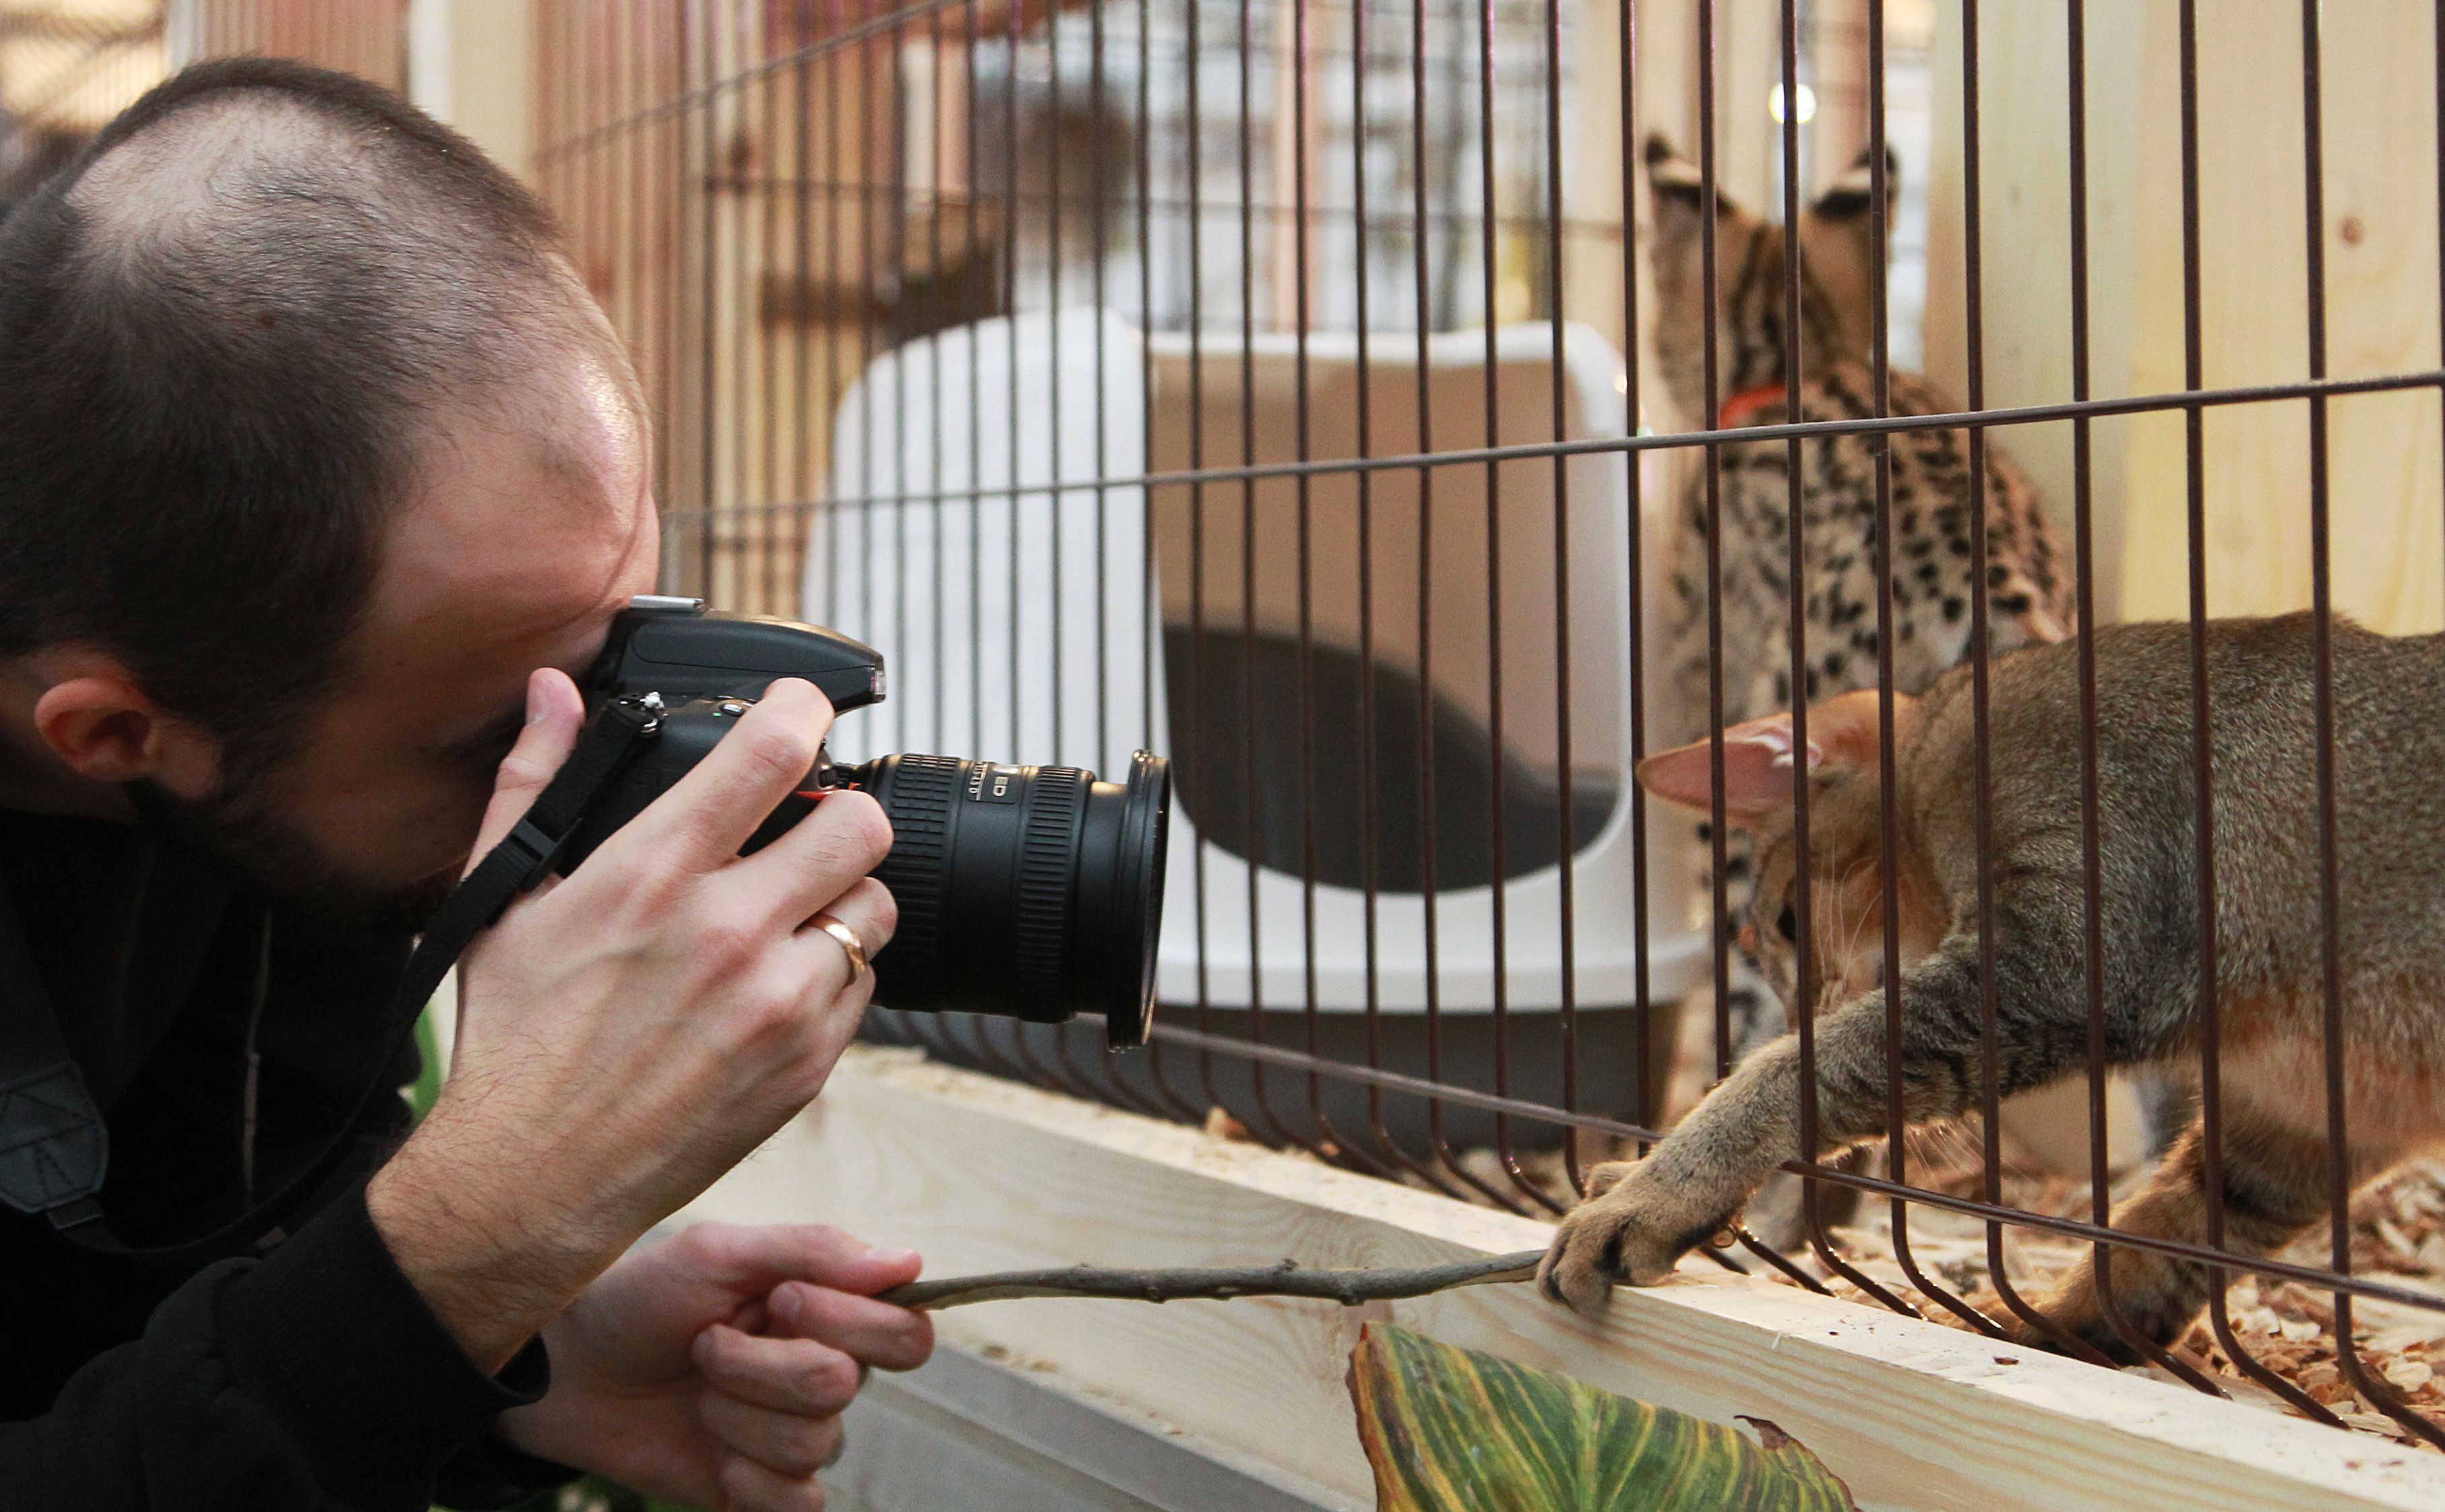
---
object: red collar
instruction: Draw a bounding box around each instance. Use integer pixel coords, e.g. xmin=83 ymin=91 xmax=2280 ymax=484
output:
xmin=1715 ymin=382 xmax=1785 ymax=430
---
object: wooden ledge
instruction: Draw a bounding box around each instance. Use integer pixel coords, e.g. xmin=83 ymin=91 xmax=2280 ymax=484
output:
xmin=679 ymin=1045 xmax=2445 ymax=1512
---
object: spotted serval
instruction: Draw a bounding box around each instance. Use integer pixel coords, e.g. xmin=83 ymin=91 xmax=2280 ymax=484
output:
xmin=1646 ymin=133 xmax=2070 ymax=1072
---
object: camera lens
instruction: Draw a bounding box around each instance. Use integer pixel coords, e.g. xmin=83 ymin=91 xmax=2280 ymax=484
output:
xmin=847 ymin=751 xmax=1170 ymax=1048
xmin=547 ymin=691 xmax=1171 ymax=1046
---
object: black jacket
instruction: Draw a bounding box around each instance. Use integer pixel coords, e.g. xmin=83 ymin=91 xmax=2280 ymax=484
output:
xmin=0 ymin=809 xmax=576 ymax=1510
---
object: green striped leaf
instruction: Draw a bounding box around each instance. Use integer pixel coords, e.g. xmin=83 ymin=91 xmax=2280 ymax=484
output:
xmin=1348 ymin=1323 xmax=1859 ymax=1511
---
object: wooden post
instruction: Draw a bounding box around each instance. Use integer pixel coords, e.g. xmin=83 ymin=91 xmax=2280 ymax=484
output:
xmin=1923 ymin=0 xmax=2443 ymax=633
xmin=406 ymin=0 xmax=534 ymax=182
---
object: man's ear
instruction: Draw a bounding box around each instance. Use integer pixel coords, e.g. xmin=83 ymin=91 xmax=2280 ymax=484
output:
xmin=28 ymin=651 xmax=222 ymax=796
xmin=1635 ymin=713 xmax=1820 ymax=826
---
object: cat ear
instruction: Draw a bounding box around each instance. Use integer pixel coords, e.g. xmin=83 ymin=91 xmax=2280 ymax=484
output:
xmin=1797 ymin=144 xmax=1898 ymax=364
xmin=1804 ymin=688 xmax=1911 ymax=773
xmin=1635 ymin=714 xmax=1822 ymax=827
xmin=1636 ymin=692 xmax=1918 ymax=826
xmin=1646 ymin=132 xmax=1763 ymax=424
xmin=1801 ymin=143 xmax=1898 ymax=253
xmin=1645 ymin=133 xmax=1745 ymax=242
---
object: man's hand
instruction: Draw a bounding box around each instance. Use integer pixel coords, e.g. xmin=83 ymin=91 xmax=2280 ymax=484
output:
xmin=369 ymin=669 xmax=897 ymax=1371
xmin=499 ymin=1223 xmax=933 ymax=1512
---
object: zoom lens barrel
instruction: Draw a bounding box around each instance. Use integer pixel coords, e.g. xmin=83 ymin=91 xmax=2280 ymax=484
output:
xmin=552 ymin=688 xmax=1170 ymax=1046
xmin=850 ymin=751 xmax=1169 ymax=1048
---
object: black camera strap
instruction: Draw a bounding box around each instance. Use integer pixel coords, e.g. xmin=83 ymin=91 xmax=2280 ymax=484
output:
xmin=0 ymin=696 xmax=663 ymax=1265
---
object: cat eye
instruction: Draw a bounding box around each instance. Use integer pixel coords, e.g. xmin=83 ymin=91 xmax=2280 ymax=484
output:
xmin=1774 ymin=904 xmax=1797 ymax=941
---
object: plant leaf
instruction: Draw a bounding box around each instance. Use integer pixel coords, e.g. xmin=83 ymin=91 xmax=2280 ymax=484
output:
xmin=1348 ymin=1322 xmax=1859 ymax=1511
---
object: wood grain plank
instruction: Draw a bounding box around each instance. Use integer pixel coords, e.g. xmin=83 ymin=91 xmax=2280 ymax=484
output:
xmin=681 ymin=1046 xmax=2445 ymax=1512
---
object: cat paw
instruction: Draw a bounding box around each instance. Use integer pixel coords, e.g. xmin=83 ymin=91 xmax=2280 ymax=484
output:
xmin=1536 ymin=1182 xmax=1703 ymax=1315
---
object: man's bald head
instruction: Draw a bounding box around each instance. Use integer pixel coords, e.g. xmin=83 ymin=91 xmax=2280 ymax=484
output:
xmin=0 ymin=58 xmax=636 ymax=779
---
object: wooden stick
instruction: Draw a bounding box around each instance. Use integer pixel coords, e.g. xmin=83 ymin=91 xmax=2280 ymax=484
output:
xmin=879 ymin=1249 xmax=1547 ymax=1311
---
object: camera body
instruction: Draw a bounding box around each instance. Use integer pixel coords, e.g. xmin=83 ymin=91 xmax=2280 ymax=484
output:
xmin=560 ymin=596 xmax=878 ymax=858
xmin=557 ymin=596 xmax=1168 ymax=1048
xmin=588 ymin=593 xmax=892 ymax=711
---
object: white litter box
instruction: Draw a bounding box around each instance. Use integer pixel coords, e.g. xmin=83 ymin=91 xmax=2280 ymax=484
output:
xmin=807 ymin=308 xmax=1705 ymax=1143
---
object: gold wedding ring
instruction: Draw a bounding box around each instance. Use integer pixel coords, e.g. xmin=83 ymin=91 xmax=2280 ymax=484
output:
xmin=809 ymin=912 xmax=870 ymax=986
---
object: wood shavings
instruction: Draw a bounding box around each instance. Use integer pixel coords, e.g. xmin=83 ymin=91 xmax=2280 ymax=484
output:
xmin=1202 ymin=1106 xmax=1254 ymax=1143
xmin=1766 ymin=1153 xmax=2445 ymax=1451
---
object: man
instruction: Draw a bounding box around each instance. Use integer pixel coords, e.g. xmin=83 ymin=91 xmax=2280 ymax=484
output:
xmin=0 ymin=59 xmax=927 ymax=1511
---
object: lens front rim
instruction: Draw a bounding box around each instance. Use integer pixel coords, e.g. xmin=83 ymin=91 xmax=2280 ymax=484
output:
xmin=1105 ymin=751 xmax=1170 ymax=1050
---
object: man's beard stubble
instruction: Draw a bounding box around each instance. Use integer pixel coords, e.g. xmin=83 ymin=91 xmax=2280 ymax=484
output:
xmin=126 ymin=770 xmax=459 ymax=931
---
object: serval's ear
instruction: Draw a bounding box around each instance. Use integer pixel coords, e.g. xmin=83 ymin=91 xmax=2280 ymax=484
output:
xmin=1635 ymin=713 xmax=1820 ymax=829
xmin=1644 ymin=134 xmax=1743 ymax=223
xmin=1644 ymin=133 xmax=1766 ymax=426
xmin=1797 ymin=144 xmax=1898 ymax=365
xmin=1644 ymin=133 xmax=1757 ymax=284
xmin=1806 ymin=144 xmax=1898 ymax=234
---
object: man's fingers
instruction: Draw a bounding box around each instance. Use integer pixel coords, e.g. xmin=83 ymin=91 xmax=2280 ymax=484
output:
xmin=672 ymin=1220 xmax=919 ymax=1299
xmin=726 ymin=788 xmax=896 ymax=931
xmin=716 ymin=1450 xmax=828 ymax=1512
xmin=701 ymin=1393 xmax=846 ymax=1479
xmin=801 ymin=876 xmax=897 ymax=956
xmin=600 ymin=678 xmax=837 ymax=875
xmin=770 ymin=1281 xmax=934 ymax=1373
xmin=694 ymin=1325 xmax=864 ymax=1416
xmin=466 ymin=669 xmax=586 ymax=874
xmin=780 ymin=877 xmax=896 ymax=1009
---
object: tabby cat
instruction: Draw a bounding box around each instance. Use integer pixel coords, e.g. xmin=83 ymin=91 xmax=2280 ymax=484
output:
xmin=1546 ymin=616 xmax=2445 ymax=1360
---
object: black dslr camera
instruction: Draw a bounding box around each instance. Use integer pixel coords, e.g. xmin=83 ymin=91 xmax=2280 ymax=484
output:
xmin=557 ymin=596 xmax=1171 ymax=1048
